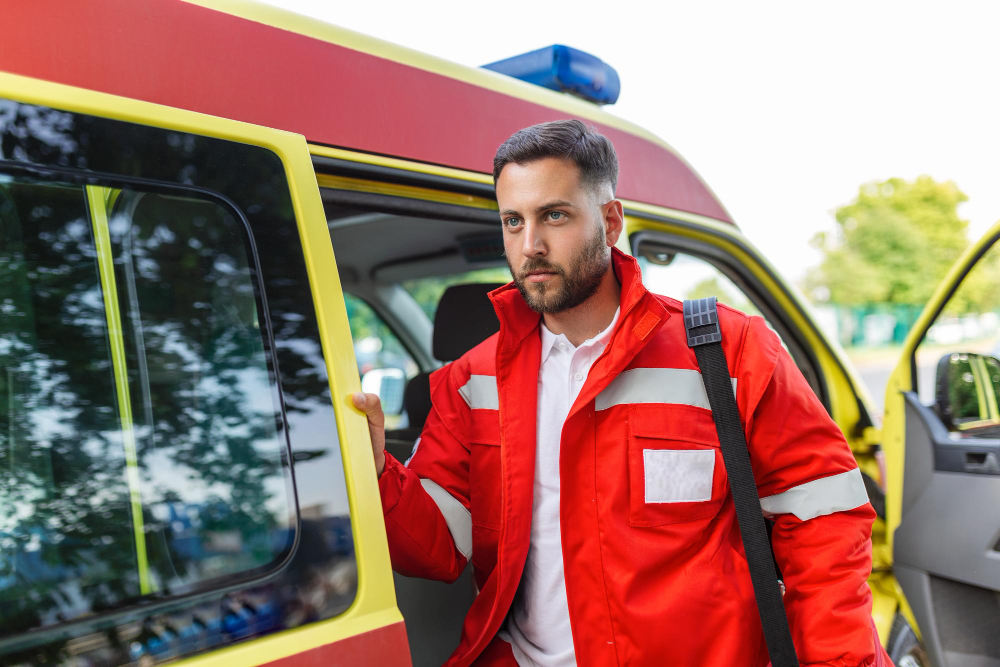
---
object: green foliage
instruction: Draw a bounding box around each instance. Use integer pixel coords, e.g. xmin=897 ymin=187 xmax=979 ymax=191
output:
xmin=403 ymin=267 xmax=512 ymax=321
xmin=807 ymin=176 xmax=969 ymax=306
xmin=942 ymin=244 xmax=1000 ymax=316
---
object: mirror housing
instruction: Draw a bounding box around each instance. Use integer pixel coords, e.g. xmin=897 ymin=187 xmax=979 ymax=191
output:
xmin=935 ymin=352 xmax=1000 ymax=431
xmin=360 ymin=367 xmax=406 ymax=416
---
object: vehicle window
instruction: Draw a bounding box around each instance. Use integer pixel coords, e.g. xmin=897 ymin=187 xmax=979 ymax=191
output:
xmin=401 ymin=267 xmax=511 ymax=322
xmin=634 ymin=243 xmax=825 ymax=399
xmin=914 ymin=239 xmax=1000 ymax=430
xmin=637 ymin=251 xmax=763 ymax=317
xmin=0 ymin=175 xmax=295 ymax=636
xmin=344 ymin=294 xmax=418 ymax=427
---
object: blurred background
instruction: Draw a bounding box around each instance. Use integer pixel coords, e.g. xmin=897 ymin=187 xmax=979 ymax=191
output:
xmin=267 ymin=0 xmax=1000 ymax=420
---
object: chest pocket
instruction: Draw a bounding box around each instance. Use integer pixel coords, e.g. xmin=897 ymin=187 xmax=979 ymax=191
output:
xmin=627 ymin=404 xmax=727 ymax=527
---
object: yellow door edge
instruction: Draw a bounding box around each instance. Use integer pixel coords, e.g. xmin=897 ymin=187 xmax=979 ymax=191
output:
xmin=280 ymin=131 xmax=404 ymax=623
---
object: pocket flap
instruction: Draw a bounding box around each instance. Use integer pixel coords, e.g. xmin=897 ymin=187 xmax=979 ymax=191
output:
xmin=628 ymin=404 xmax=719 ymax=446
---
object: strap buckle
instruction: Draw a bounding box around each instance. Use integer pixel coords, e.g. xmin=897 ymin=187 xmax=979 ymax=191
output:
xmin=683 ymin=297 xmax=722 ymax=347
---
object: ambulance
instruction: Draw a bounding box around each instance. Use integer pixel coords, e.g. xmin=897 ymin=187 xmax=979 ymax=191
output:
xmin=1 ymin=1 xmax=996 ymax=665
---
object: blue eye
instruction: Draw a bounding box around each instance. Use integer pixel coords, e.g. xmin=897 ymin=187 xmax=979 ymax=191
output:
xmin=504 ymin=217 xmax=522 ymax=228
xmin=548 ymin=211 xmax=564 ymax=220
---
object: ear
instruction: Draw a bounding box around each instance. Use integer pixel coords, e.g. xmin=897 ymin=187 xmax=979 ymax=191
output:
xmin=602 ymin=199 xmax=625 ymax=247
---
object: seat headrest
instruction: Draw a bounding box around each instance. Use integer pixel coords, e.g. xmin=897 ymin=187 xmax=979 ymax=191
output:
xmin=433 ymin=283 xmax=505 ymax=361
xmin=402 ymin=371 xmax=432 ymax=431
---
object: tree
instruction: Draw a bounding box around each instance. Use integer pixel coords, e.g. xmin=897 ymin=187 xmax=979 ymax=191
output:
xmin=807 ymin=176 xmax=969 ymax=306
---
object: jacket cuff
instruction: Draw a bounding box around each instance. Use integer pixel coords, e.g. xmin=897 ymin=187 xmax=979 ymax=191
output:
xmin=378 ymin=451 xmax=406 ymax=513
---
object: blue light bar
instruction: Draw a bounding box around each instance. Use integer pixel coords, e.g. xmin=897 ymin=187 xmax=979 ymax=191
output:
xmin=482 ymin=45 xmax=621 ymax=105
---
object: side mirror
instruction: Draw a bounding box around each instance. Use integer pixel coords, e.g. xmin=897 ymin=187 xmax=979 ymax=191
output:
xmin=935 ymin=352 xmax=1000 ymax=431
xmin=360 ymin=367 xmax=406 ymax=416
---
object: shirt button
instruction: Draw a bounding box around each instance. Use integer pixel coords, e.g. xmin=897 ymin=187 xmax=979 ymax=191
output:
xmin=574 ymin=372 xmax=584 ymax=381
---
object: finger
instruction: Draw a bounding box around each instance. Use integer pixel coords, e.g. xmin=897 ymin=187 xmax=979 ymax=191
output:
xmin=352 ymin=392 xmax=385 ymax=427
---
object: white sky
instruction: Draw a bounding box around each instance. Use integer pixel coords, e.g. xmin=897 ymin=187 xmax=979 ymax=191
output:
xmin=264 ymin=0 xmax=1000 ymax=284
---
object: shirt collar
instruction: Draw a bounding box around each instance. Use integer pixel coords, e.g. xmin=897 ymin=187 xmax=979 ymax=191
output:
xmin=539 ymin=306 xmax=621 ymax=364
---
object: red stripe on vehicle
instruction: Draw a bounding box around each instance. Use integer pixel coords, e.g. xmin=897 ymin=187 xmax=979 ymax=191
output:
xmin=260 ymin=621 xmax=411 ymax=667
xmin=0 ymin=0 xmax=731 ymax=222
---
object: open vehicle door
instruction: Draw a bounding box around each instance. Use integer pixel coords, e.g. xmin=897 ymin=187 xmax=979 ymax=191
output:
xmin=0 ymin=72 xmax=405 ymax=665
xmin=884 ymin=219 xmax=1000 ymax=666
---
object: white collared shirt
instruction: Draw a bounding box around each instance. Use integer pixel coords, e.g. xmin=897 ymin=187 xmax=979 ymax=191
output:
xmin=501 ymin=308 xmax=620 ymax=666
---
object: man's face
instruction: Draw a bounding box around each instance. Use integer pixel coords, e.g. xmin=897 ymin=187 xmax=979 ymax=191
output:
xmin=496 ymin=157 xmax=617 ymax=314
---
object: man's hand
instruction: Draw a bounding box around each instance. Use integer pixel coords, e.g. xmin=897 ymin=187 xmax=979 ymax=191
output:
xmin=352 ymin=392 xmax=386 ymax=477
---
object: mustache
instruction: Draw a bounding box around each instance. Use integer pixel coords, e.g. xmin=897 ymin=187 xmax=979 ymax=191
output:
xmin=517 ymin=258 xmax=565 ymax=279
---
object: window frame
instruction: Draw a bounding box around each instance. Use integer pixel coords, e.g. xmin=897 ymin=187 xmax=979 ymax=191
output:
xmin=908 ymin=230 xmax=1000 ymax=399
xmin=0 ymin=99 xmax=359 ymax=660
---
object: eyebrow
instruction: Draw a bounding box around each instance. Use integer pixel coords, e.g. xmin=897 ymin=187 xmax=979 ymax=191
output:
xmin=500 ymin=200 xmax=575 ymax=217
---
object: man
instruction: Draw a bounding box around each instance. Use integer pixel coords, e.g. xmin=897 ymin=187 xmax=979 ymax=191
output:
xmin=353 ymin=120 xmax=890 ymax=666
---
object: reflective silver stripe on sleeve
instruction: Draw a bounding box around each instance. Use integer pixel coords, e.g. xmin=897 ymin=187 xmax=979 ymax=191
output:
xmin=420 ymin=478 xmax=473 ymax=559
xmin=595 ymin=367 xmax=736 ymax=411
xmin=457 ymin=374 xmax=499 ymax=410
xmin=760 ymin=468 xmax=870 ymax=521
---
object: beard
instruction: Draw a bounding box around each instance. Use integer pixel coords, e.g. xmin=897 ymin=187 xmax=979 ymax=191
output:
xmin=507 ymin=226 xmax=610 ymax=314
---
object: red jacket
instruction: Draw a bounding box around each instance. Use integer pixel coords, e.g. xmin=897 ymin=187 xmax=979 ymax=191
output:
xmin=379 ymin=249 xmax=890 ymax=666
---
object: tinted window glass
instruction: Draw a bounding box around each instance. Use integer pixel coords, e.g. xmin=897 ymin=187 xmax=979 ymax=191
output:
xmin=0 ymin=175 xmax=294 ymax=636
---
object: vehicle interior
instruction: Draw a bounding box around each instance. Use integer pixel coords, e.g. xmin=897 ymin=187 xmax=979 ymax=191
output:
xmin=318 ymin=174 xmax=872 ymax=665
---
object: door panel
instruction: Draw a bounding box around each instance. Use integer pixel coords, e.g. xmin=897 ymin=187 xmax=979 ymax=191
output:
xmin=0 ymin=72 xmax=404 ymax=666
xmin=885 ymin=220 xmax=1000 ymax=665
xmin=895 ymin=395 xmax=1000 ymax=587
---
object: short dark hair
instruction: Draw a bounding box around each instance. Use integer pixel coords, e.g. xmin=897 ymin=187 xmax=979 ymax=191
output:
xmin=493 ymin=119 xmax=619 ymax=195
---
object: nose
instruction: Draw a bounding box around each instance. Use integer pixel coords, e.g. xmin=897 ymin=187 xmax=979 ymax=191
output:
xmin=521 ymin=218 xmax=547 ymax=259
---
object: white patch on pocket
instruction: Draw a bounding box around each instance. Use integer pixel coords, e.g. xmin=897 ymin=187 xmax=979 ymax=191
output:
xmin=643 ymin=449 xmax=715 ymax=503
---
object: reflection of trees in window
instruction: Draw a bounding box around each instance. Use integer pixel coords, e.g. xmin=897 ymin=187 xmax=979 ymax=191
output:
xmin=1 ymin=179 xmax=138 ymax=633
xmin=112 ymin=192 xmax=292 ymax=589
xmin=0 ymin=178 xmax=294 ymax=636
xmin=946 ymin=357 xmax=981 ymax=424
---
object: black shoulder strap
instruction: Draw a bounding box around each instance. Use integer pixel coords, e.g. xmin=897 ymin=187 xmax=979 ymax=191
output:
xmin=683 ymin=297 xmax=799 ymax=667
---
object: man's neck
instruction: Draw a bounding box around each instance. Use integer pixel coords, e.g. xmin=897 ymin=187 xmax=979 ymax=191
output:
xmin=541 ymin=267 xmax=621 ymax=347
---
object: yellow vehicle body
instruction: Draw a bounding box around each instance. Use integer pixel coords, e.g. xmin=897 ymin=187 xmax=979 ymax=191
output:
xmin=0 ymin=1 xmax=947 ymax=664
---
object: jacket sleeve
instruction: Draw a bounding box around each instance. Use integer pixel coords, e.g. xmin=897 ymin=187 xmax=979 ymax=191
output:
xmin=738 ymin=316 xmax=888 ymax=666
xmin=378 ymin=358 xmax=472 ymax=583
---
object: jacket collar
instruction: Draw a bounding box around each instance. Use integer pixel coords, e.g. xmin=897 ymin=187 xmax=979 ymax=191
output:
xmin=488 ymin=246 xmax=656 ymax=350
